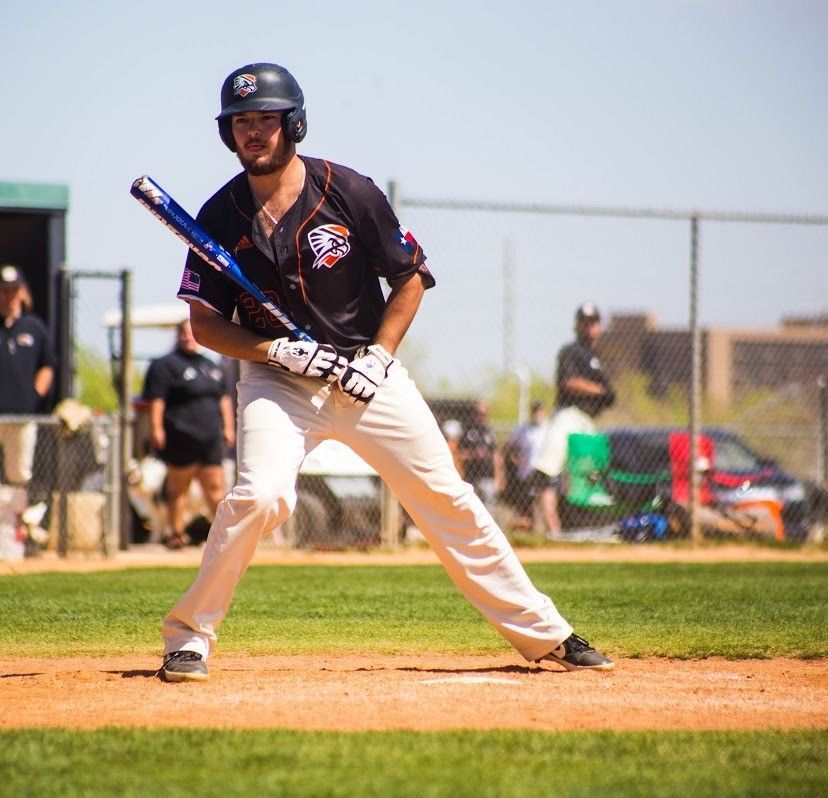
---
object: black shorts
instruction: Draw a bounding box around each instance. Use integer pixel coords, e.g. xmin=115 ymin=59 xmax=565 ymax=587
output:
xmin=161 ymin=427 xmax=224 ymax=468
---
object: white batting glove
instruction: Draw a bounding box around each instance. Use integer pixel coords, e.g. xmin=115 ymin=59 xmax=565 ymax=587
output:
xmin=267 ymin=337 xmax=347 ymax=383
xmin=338 ymin=344 xmax=396 ymax=404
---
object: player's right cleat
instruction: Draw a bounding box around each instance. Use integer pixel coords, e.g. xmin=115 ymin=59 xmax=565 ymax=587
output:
xmin=161 ymin=650 xmax=209 ymax=682
xmin=536 ymin=633 xmax=614 ymax=672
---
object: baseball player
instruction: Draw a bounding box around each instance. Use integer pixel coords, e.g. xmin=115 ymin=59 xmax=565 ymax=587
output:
xmin=160 ymin=62 xmax=613 ymax=682
xmin=531 ymin=303 xmax=616 ymax=537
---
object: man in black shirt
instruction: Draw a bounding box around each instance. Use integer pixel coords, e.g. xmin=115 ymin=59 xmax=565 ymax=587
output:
xmin=143 ymin=319 xmax=235 ymax=549
xmin=159 ymin=62 xmax=613 ymax=681
xmin=531 ymin=303 xmax=616 ymax=537
xmin=0 ymin=264 xmax=56 ymax=486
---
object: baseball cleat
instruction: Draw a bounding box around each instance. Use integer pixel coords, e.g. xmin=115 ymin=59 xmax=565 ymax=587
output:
xmin=161 ymin=650 xmax=209 ymax=682
xmin=536 ymin=633 xmax=614 ymax=671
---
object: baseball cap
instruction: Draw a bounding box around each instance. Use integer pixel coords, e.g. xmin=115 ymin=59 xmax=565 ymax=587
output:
xmin=0 ymin=264 xmax=23 ymax=286
xmin=575 ymin=302 xmax=601 ymax=322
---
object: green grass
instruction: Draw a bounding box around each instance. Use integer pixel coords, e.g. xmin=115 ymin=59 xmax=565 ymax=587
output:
xmin=0 ymin=729 xmax=824 ymax=797
xmin=0 ymin=562 xmax=825 ymax=658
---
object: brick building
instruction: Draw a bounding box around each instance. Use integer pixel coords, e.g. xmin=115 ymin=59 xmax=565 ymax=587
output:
xmin=598 ymin=312 xmax=828 ymax=405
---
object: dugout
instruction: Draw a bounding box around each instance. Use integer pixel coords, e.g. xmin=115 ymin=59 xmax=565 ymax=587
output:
xmin=0 ymin=180 xmax=69 ymax=405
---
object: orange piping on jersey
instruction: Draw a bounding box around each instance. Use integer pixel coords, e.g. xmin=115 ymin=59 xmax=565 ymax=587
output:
xmin=294 ymin=160 xmax=333 ymax=305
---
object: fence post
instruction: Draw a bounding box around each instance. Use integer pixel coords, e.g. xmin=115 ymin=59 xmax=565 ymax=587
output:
xmin=688 ymin=215 xmax=702 ymax=544
xmin=118 ymin=269 xmax=133 ymax=550
xmin=380 ymin=482 xmax=401 ymax=549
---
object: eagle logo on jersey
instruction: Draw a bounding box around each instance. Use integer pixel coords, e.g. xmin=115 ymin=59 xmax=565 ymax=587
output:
xmin=308 ymin=224 xmax=351 ymax=269
xmin=233 ymin=74 xmax=257 ymax=98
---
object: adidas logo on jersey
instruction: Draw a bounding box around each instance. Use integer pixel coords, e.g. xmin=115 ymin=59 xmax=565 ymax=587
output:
xmin=235 ymin=235 xmax=254 ymax=253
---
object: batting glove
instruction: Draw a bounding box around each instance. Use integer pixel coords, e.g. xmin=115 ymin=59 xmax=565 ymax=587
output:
xmin=338 ymin=344 xmax=396 ymax=404
xmin=267 ymin=337 xmax=347 ymax=383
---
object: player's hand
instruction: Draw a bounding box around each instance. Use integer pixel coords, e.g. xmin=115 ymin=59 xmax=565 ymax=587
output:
xmin=266 ymin=337 xmax=347 ymax=383
xmin=338 ymin=344 xmax=396 ymax=404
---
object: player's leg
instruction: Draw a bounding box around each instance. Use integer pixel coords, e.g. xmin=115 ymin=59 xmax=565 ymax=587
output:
xmin=335 ymin=365 xmax=576 ymax=663
xmin=162 ymin=368 xmax=331 ymax=665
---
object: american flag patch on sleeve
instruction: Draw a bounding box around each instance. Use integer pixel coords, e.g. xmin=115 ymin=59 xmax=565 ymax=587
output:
xmin=179 ymin=268 xmax=201 ymax=292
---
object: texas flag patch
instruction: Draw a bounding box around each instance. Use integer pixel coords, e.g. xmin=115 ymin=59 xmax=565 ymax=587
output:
xmin=397 ymin=225 xmax=419 ymax=256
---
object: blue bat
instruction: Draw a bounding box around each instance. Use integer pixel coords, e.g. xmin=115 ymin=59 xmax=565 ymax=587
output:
xmin=130 ymin=175 xmax=314 ymax=343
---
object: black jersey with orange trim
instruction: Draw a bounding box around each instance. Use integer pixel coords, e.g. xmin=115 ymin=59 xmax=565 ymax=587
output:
xmin=176 ymin=156 xmax=434 ymax=360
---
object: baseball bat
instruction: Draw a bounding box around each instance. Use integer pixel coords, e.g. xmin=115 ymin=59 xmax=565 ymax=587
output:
xmin=130 ymin=175 xmax=314 ymax=343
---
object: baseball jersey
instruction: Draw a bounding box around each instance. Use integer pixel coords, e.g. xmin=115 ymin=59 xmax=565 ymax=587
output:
xmin=0 ymin=313 xmax=56 ymax=414
xmin=143 ymin=348 xmax=230 ymax=441
xmin=177 ymin=156 xmax=434 ymax=361
xmin=555 ymin=340 xmax=615 ymax=417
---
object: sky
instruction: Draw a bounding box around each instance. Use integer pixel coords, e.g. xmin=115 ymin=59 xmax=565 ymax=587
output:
xmin=1 ymin=0 xmax=826 ymax=388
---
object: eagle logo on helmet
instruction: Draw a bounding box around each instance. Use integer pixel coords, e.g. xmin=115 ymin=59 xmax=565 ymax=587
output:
xmin=233 ymin=74 xmax=258 ymax=98
xmin=308 ymin=224 xmax=351 ymax=269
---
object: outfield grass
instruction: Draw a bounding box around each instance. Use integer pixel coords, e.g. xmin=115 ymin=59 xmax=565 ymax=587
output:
xmin=0 ymin=562 xmax=825 ymax=658
xmin=0 ymin=729 xmax=824 ymax=797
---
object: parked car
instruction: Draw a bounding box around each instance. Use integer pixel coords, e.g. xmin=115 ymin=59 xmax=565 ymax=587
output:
xmin=601 ymin=426 xmax=811 ymax=541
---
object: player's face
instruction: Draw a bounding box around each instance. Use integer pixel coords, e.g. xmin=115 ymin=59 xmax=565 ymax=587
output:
xmin=232 ymin=111 xmax=293 ymax=176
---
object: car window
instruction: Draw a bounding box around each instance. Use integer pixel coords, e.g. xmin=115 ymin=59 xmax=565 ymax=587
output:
xmin=714 ymin=438 xmax=761 ymax=472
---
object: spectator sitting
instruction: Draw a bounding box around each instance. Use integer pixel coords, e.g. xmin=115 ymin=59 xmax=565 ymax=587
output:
xmin=502 ymin=400 xmax=547 ymax=529
xmin=457 ymin=400 xmax=503 ymax=509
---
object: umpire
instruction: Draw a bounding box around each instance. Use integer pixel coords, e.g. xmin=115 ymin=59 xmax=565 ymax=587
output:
xmin=531 ymin=303 xmax=616 ymax=537
xmin=143 ymin=319 xmax=235 ymax=549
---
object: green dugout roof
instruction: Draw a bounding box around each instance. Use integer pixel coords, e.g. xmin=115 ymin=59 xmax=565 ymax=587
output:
xmin=0 ymin=180 xmax=69 ymax=211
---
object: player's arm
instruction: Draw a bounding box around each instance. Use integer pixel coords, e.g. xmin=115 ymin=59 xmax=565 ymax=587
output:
xmin=337 ymin=272 xmax=426 ymax=405
xmin=188 ymin=301 xmax=345 ymax=383
xmin=188 ymin=301 xmax=271 ymax=363
xmin=373 ymin=272 xmax=426 ymax=355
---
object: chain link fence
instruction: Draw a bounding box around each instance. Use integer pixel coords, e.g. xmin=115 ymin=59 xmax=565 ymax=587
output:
xmin=4 ymin=203 xmax=824 ymax=560
xmin=388 ymin=191 xmax=828 ymax=547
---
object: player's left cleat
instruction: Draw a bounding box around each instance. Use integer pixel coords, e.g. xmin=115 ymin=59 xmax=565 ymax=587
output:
xmin=161 ymin=650 xmax=209 ymax=682
xmin=536 ymin=633 xmax=614 ymax=671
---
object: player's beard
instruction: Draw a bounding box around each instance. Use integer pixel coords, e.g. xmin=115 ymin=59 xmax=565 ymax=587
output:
xmin=237 ymin=137 xmax=294 ymax=176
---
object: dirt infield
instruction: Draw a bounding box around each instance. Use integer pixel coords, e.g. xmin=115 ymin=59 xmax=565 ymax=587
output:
xmin=2 ymin=544 xmax=825 ymax=732
xmin=2 ymin=541 xmax=827 ymax=576
xmin=1 ymin=655 xmax=826 ymax=731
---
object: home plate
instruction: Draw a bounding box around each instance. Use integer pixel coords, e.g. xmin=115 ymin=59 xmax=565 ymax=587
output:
xmin=419 ymin=676 xmax=520 ymax=686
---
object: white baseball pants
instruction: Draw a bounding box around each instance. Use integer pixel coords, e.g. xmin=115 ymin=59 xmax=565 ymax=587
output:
xmin=163 ymin=362 xmax=573 ymax=662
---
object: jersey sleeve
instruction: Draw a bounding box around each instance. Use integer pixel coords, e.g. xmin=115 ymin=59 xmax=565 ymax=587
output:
xmin=354 ymin=178 xmax=435 ymax=288
xmin=176 ymin=202 xmax=241 ymax=319
xmin=142 ymin=358 xmax=171 ymax=400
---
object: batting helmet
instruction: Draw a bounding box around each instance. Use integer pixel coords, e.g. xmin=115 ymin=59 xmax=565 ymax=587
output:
xmin=216 ymin=63 xmax=307 ymax=151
